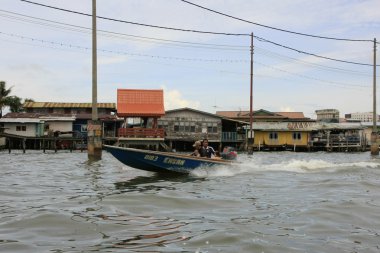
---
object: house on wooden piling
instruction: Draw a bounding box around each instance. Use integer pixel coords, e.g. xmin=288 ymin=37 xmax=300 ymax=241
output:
xmin=116 ymin=89 xmax=166 ymax=149
xmin=216 ymin=109 xmax=366 ymax=152
xmin=158 ymin=107 xmax=247 ymax=152
xmin=0 ymin=116 xmax=45 ymax=137
xmin=22 ymin=102 xmax=122 ymax=139
xmin=0 ymin=113 xmax=80 ymax=151
xmin=251 ymin=122 xmax=366 ymax=151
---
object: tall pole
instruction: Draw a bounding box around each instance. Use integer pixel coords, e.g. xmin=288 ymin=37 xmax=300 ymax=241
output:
xmin=248 ymin=32 xmax=254 ymax=155
xmin=92 ymin=0 xmax=98 ymax=121
xmin=88 ymin=0 xmax=102 ymax=160
xmin=371 ymin=38 xmax=378 ymax=155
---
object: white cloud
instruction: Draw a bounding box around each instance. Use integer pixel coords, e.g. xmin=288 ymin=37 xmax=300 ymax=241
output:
xmin=161 ymin=86 xmax=200 ymax=110
xmin=280 ymin=106 xmax=295 ymax=112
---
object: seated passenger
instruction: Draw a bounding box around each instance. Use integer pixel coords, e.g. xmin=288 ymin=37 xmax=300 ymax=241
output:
xmin=200 ymin=138 xmax=216 ymax=158
xmin=191 ymin=140 xmax=201 ymax=157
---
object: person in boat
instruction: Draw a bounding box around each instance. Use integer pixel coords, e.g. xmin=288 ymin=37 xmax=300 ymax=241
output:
xmin=200 ymin=138 xmax=216 ymax=158
xmin=191 ymin=140 xmax=201 ymax=157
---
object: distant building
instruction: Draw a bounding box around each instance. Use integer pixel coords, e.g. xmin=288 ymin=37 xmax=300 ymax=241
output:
xmin=23 ymin=102 xmax=116 ymax=115
xmin=315 ymin=109 xmax=339 ymax=123
xmin=345 ymin=112 xmax=379 ymax=122
xmin=22 ymin=102 xmax=121 ymax=138
xmin=216 ymin=109 xmax=312 ymax=122
xmin=158 ymin=107 xmax=247 ymax=151
xmin=0 ymin=117 xmax=44 ymax=137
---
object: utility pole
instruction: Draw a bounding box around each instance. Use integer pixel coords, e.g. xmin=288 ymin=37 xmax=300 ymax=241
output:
xmin=371 ymin=38 xmax=378 ymax=155
xmin=88 ymin=0 xmax=102 ymax=160
xmin=248 ymin=32 xmax=254 ymax=155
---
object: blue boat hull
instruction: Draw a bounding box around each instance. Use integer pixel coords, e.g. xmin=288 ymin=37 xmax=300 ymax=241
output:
xmin=104 ymin=145 xmax=232 ymax=173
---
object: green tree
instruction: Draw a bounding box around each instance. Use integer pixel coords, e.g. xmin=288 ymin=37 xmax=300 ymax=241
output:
xmin=0 ymin=81 xmax=12 ymax=118
xmin=5 ymin=96 xmax=23 ymax=113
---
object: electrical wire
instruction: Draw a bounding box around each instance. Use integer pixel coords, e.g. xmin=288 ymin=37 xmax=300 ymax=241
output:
xmin=179 ymin=0 xmax=374 ymax=42
xmin=19 ymin=0 xmax=378 ymax=67
xmin=255 ymin=47 xmax=379 ymax=77
xmin=0 ymin=9 xmax=248 ymax=51
xmin=255 ymin=61 xmax=369 ymax=89
xmin=0 ymin=31 xmax=370 ymax=90
xmin=2 ymin=9 xmax=377 ymax=77
xmin=19 ymin=0 xmax=248 ymax=37
xmin=0 ymin=31 xmax=246 ymax=63
xmin=256 ymin=36 xmax=379 ymax=67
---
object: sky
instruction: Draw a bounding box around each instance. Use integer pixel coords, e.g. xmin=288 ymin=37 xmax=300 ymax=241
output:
xmin=0 ymin=0 xmax=379 ymax=119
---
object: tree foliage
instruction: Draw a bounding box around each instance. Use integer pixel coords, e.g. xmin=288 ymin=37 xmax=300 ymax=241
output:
xmin=0 ymin=81 xmax=12 ymax=118
xmin=0 ymin=81 xmax=33 ymax=117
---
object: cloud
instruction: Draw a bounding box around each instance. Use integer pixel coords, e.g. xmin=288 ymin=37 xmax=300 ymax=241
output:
xmin=280 ymin=106 xmax=295 ymax=112
xmin=161 ymin=85 xmax=200 ymax=110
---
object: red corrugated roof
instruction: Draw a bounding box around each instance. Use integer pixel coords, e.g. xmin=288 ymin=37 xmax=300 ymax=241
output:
xmin=23 ymin=102 xmax=116 ymax=109
xmin=275 ymin=112 xmax=305 ymax=119
xmin=117 ymin=89 xmax=165 ymax=117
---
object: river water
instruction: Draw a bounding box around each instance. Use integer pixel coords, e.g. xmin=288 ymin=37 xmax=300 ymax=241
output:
xmin=1 ymin=150 xmax=380 ymax=253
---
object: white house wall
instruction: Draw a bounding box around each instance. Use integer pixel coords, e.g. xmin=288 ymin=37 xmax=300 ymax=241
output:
xmin=3 ymin=123 xmax=37 ymax=137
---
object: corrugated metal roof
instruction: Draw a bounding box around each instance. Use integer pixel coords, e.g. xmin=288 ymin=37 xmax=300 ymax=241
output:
xmin=275 ymin=112 xmax=305 ymax=119
xmin=217 ymin=110 xmax=308 ymax=120
xmin=23 ymin=102 xmax=116 ymax=109
xmin=2 ymin=112 xmax=122 ymax=121
xmin=250 ymin=122 xmax=365 ymax=131
xmin=117 ymin=89 xmax=165 ymax=117
xmin=0 ymin=118 xmax=43 ymax=123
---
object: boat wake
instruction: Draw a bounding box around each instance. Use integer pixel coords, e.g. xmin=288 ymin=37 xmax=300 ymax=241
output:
xmin=190 ymin=153 xmax=380 ymax=177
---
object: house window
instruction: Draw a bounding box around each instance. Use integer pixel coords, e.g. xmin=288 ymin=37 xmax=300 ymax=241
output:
xmin=86 ymin=108 xmax=92 ymax=114
xmin=158 ymin=121 xmax=168 ymax=129
xmin=16 ymin=125 xmax=26 ymax=131
xmin=269 ymin=132 xmax=278 ymax=140
xmin=207 ymin=123 xmax=218 ymax=133
xmin=174 ymin=122 xmax=179 ymax=132
xmin=179 ymin=122 xmax=185 ymax=132
xmin=184 ymin=122 xmax=190 ymax=132
xmin=64 ymin=108 xmax=71 ymax=114
xmin=292 ymin=132 xmax=302 ymax=140
xmin=48 ymin=108 xmax=54 ymax=113
xmin=190 ymin=123 xmax=196 ymax=132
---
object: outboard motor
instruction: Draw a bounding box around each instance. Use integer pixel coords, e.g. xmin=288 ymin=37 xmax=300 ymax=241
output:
xmin=221 ymin=146 xmax=238 ymax=160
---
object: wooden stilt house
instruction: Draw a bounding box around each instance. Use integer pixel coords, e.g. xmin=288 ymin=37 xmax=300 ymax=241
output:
xmin=116 ymin=89 xmax=166 ymax=149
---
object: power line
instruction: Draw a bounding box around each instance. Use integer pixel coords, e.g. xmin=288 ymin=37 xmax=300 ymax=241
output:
xmin=20 ymin=0 xmax=248 ymax=37
xmin=255 ymin=47 xmax=378 ymax=77
xmin=0 ymin=31 xmax=369 ymax=89
xmin=19 ymin=0 xmax=378 ymax=67
xmin=255 ymin=61 xmax=368 ymax=89
xmin=179 ymin=0 xmax=374 ymax=42
xmin=256 ymin=36 xmax=379 ymax=67
xmin=0 ymin=31 xmax=246 ymax=63
xmin=2 ymin=9 xmax=376 ymax=77
xmin=0 ymin=9 xmax=248 ymax=51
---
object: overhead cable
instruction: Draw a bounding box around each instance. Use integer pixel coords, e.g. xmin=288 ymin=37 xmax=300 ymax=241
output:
xmin=2 ymin=9 xmax=376 ymax=76
xmin=0 ymin=31 xmax=368 ymax=89
xmin=180 ymin=0 xmax=373 ymax=42
xmin=0 ymin=10 xmax=248 ymax=51
xmin=0 ymin=31 xmax=246 ymax=63
xmin=20 ymin=0 xmax=248 ymax=36
xmin=256 ymin=36 xmax=379 ymax=67
xmin=19 ymin=0 xmax=378 ymax=66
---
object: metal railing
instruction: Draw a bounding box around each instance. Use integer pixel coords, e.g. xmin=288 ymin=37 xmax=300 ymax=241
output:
xmin=221 ymin=132 xmax=245 ymax=142
xmin=118 ymin=128 xmax=165 ymax=138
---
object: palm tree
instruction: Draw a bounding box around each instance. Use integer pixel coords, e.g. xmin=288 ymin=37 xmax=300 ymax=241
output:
xmin=0 ymin=81 xmax=12 ymax=118
xmin=6 ymin=96 xmax=23 ymax=113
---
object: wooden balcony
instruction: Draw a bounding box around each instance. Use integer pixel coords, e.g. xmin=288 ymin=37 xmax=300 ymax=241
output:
xmin=118 ymin=128 xmax=165 ymax=138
